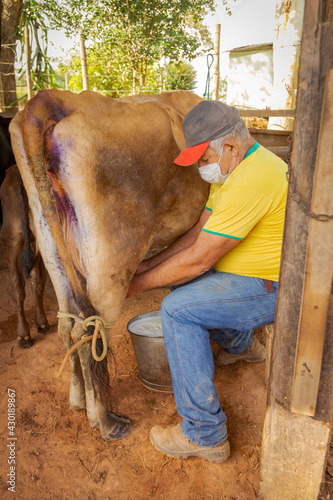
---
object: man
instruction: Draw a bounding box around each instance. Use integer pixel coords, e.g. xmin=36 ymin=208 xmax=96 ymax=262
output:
xmin=127 ymin=100 xmax=287 ymax=463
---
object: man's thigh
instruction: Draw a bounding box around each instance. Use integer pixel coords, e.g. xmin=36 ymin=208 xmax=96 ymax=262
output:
xmin=163 ymin=271 xmax=277 ymax=331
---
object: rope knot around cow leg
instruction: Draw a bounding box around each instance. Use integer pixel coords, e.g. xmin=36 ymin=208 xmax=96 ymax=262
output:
xmin=56 ymin=312 xmax=115 ymax=378
xmin=81 ymin=315 xmax=113 ymax=362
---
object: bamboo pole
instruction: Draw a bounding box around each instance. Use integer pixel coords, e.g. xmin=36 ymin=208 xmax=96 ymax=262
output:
xmin=79 ymin=29 xmax=89 ymax=91
xmin=212 ymin=24 xmax=221 ymax=101
xmin=24 ymin=26 xmax=33 ymax=100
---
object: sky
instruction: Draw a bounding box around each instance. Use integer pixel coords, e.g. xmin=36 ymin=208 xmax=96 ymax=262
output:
xmin=47 ymin=0 xmax=277 ymax=96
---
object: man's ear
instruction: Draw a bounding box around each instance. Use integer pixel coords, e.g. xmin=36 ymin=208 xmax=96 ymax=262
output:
xmin=224 ymin=139 xmax=238 ymax=157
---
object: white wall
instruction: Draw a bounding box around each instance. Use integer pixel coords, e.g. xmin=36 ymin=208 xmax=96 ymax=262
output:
xmin=227 ymin=46 xmax=273 ymax=108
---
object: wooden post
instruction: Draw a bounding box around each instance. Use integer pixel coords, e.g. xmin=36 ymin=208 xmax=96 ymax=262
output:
xmin=212 ymin=24 xmax=221 ymax=101
xmin=291 ymin=70 xmax=333 ymax=416
xmin=24 ymin=26 xmax=33 ymax=100
xmin=259 ymin=0 xmax=333 ymax=498
xmin=79 ymin=29 xmax=89 ymax=91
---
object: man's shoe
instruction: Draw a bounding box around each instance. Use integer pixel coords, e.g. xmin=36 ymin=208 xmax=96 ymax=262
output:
xmin=150 ymin=423 xmax=230 ymax=463
xmin=213 ymin=336 xmax=266 ymax=366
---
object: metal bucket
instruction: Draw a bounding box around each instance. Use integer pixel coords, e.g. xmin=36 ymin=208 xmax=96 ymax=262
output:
xmin=127 ymin=311 xmax=173 ymax=394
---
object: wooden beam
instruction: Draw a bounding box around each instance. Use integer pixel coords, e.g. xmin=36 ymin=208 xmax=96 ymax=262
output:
xmin=291 ymin=69 xmax=333 ymax=415
xmin=248 ymin=128 xmax=291 ymax=135
xmin=249 ymin=129 xmax=291 ymax=149
xmin=239 ymin=109 xmax=295 ymax=118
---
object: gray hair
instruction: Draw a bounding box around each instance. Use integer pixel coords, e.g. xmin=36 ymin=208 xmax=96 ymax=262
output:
xmin=209 ymin=119 xmax=250 ymax=156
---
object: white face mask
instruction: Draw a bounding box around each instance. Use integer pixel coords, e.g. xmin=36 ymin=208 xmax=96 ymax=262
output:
xmin=198 ymin=154 xmax=232 ymax=185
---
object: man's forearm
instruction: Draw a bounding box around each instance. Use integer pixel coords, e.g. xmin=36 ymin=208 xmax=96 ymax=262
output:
xmin=140 ymin=226 xmax=200 ymax=271
xmin=138 ymin=208 xmax=211 ymax=273
xmin=128 ymin=244 xmax=210 ymax=296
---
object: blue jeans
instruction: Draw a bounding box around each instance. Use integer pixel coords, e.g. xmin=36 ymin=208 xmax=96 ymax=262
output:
xmin=161 ymin=270 xmax=278 ymax=447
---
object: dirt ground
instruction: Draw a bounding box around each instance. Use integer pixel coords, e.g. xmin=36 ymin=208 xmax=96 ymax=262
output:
xmin=0 ymin=250 xmax=331 ymax=500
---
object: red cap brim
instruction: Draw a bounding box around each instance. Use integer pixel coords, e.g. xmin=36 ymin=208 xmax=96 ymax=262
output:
xmin=174 ymin=141 xmax=210 ymax=166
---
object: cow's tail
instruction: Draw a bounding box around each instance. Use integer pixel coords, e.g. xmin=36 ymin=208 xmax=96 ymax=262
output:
xmin=15 ymin=169 xmax=36 ymax=279
xmin=17 ymin=90 xmax=110 ymax=402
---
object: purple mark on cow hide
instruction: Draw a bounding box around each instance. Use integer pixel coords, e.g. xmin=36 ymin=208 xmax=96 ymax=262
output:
xmin=44 ymin=117 xmax=75 ymax=177
xmin=44 ymin=123 xmax=61 ymax=175
xmin=49 ymin=175 xmax=78 ymax=226
xmin=27 ymin=90 xmax=70 ymax=132
xmin=44 ymin=124 xmax=78 ymax=225
xmin=51 ymin=108 xmax=69 ymax=123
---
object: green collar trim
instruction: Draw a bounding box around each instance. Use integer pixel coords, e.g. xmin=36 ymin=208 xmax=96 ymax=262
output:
xmin=244 ymin=141 xmax=260 ymax=160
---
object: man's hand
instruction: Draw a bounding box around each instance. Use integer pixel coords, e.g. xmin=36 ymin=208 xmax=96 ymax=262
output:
xmin=134 ymin=261 xmax=150 ymax=275
xmin=126 ymin=275 xmax=143 ymax=297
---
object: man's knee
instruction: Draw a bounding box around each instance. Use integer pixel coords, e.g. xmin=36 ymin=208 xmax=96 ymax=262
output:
xmin=161 ymin=290 xmax=190 ymax=323
xmin=161 ymin=292 xmax=176 ymax=317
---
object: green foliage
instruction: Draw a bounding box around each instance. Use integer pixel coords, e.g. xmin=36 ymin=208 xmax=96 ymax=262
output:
xmin=16 ymin=1 xmax=234 ymax=97
xmin=164 ymin=61 xmax=197 ymax=91
xmin=16 ymin=1 xmax=62 ymax=95
xmin=203 ymin=76 xmax=228 ymax=101
xmin=221 ymin=0 xmax=235 ymax=17
xmin=56 ymin=48 xmax=135 ymax=97
xmin=38 ymin=0 xmax=216 ymax=92
xmin=219 ymin=77 xmax=228 ymax=101
xmin=57 ymin=44 xmax=197 ymax=96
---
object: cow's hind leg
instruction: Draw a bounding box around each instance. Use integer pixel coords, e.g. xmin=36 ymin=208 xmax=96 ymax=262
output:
xmin=4 ymin=246 xmax=33 ymax=347
xmin=0 ymin=168 xmax=33 ymax=347
xmin=58 ymin=315 xmax=86 ymax=411
xmin=12 ymin=263 xmax=33 ymax=348
xmin=71 ymin=322 xmax=131 ymax=440
xmin=30 ymin=253 xmax=50 ymax=334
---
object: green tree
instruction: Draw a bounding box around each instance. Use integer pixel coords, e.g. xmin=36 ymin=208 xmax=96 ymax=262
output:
xmin=1 ymin=0 xmax=235 ymax=108
xmin=56 ymin=43 xmax=163 ymax=97
xmin=16 ymin=1 xmax=61 ymax=97
xmin=165 ymin=61 xmax=197 ymax=91
xmin=57 ymin=45 xmax=198 ymax=96
xmin=43 ymin=0 xmax=216 ymax=93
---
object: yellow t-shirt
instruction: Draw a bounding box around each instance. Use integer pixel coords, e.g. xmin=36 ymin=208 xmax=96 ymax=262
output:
xmin=202 ymin=142 xmax=287 ymax=281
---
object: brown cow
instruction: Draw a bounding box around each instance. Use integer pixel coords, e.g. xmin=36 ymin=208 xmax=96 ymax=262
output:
xmin=0 ymin=165 xmax=50 ymax=347
xmin=9 ymin=89 xmax=209 ymax=441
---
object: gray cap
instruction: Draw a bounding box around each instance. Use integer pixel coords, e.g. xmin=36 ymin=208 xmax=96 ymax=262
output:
xmin=174 ymin=100 xmax=242 ymax=166
xmin=184 ymin=100 xmax=241 ymax=147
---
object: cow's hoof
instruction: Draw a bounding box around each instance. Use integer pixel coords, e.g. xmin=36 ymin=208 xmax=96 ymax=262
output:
xmin=89 ymin=419 xmax=98 ymax=430
xmin=18 ymin=336 xmax=33 ymax=348
xmin=89 ymin=412 xmax=131 ymax=429
xmin=37 ymin=323 xmax=50 ymax=334
xmin=102 ymin=421 xmax=131 ymax=441
xmin=110 ymin=411 xmax=132 ymax=425
xmin=70 ymin=402 xmax=86 ymax=411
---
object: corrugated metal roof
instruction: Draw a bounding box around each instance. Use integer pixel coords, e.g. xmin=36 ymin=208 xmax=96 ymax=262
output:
xmin=229 ymin=43 xmax=273 ymax=54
